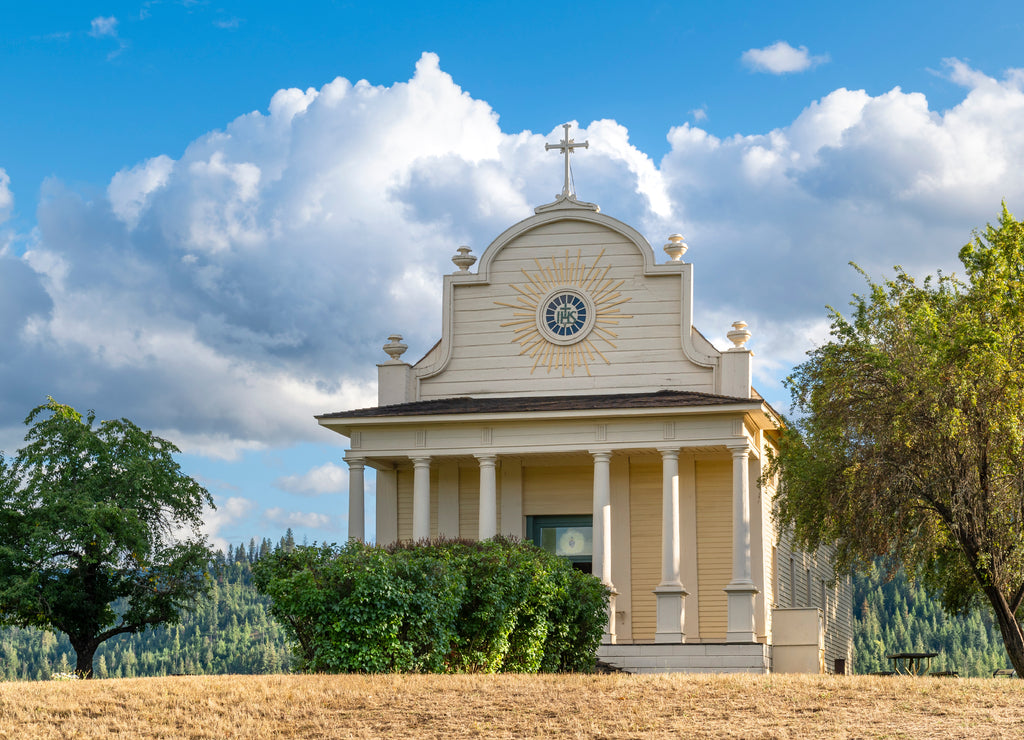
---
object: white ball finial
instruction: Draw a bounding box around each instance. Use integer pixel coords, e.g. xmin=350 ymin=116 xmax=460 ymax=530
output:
xmin=451 ymin=246 xmax=477 ymax=272
xmin=663 ymin=234 xmax=688 ymax=262
xmin=727 ymin=321 xmax=751 ymax=349
xmin=383 ymin=334 xmax=408 ymax=362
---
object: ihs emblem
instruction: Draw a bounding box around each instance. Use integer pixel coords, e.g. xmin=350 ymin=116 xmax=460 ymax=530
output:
xmin=495 ymin=248 xmax=632 ymax=376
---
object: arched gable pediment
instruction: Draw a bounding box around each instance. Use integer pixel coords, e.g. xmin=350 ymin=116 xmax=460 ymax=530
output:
xmin=472 ymin=208 xmax=662 ymax=282
xmin=413 ymin=205 xmax=720 ymax=399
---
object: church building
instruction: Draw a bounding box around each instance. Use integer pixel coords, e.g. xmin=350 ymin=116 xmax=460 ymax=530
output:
xmin=316 ymin=125 xmax=853 ymax=674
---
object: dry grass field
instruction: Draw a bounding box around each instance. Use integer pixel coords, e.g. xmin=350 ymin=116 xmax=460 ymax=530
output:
xmin=2 ymin=672 xmax=1024 ymax=739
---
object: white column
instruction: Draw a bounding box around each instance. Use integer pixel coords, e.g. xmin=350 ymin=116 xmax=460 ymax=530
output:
xmin=748 ymin=436 xmax=767 ymax=641
xmin=654 ymin=448 xmax=687 ymax=643
xmin=659 ymin=449 xmax=682 ymax=586
xmin=476 ymin=454 xmax=497 ymax=540
xmin=346 ymin=457 xmax=365 ymax=542
xmin=411 ymin=456 xmax=432 ymax=542
xmin=679 ymin=453 xmax=700 ymax=639
xmin=591 ymin=450 xmax=616 ymax=644
xmin=608 ymin=455 xmax=632 ymax=642
xmin=725 ymin=443 xmax=759 ymax=642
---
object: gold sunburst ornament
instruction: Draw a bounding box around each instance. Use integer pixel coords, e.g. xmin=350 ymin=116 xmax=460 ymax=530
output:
xmin=495 ymin=248 xmax=632 ymax=376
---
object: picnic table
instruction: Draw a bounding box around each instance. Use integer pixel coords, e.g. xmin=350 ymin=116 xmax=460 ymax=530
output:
xmin=886 ymin=652 xmax=939 ymax=676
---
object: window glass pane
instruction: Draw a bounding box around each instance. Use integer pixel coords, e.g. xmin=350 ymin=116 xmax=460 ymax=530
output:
xmin=555 ymin=526 xmax=591 ymax=557
xmin=529 ymin=516 xmax=593 ymax=562
xmin=540 ymin=527 xmax=557 ymax=554
xmin=545 ymin=526 xmax=592 ymax=557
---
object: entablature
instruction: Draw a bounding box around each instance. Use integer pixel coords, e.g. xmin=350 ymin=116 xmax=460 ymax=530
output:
xmin=329 ymin=407 xmax=769 ymax=466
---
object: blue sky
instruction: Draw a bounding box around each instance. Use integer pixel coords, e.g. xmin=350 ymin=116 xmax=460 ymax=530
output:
xmin=2 ymin=1 xmax=1024 ymax=551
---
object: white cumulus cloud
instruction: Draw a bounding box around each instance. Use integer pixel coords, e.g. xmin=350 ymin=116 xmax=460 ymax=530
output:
xmin=8 ymin=53 xmax=668 ymax=455
xmin=200 ymin=495 xmax=255 ymax=553
xmin=89 ymin=16 xmax=118 ymax=38
xmin=265 ymin=507 xmax=333 ymax=531
xmin=275 ymin=462 xmax=348 ymax=495
xmin=0 ymin=168 xmax=12 ymax=226
xmin=741 ymin=41 xmax=829 ymax=74
xmin=3 ymin=54 xmax=1024 ymax=444
xmin=108 ymin=155 xmax=174 ymax=228
xmin=660 ymin=59 xmax=1024 ymax=358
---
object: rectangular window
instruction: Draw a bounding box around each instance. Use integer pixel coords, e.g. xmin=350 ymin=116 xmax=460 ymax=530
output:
xmin=539 ymin=525 xmax=593 ymax=558
xmin=526 ymin=515 xmax=593 ymax=573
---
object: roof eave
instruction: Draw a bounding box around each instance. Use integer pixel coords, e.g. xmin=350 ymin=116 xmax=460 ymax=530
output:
xmin=316 ymin=399 xmax=776 ymax=436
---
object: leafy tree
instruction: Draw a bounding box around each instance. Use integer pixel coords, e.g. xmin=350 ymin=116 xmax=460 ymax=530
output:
xmin=0 ymin=398 xmax=216 ymax=677
xmin=769 ymin=206 xmax=1024 ymax=675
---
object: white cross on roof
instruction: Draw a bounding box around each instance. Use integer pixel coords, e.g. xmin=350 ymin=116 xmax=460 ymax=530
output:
xmin=546 ymin=123 xmax=588 ymax=199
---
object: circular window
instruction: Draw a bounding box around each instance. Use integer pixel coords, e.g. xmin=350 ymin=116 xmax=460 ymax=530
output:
xmin=536 ymin=289 xmax=595 ymax=345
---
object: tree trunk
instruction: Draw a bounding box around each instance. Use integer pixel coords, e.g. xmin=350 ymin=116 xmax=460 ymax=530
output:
xmin=985 ymin=586 xmax=1024 ymax=677
xmin=72 ymin=640 xmax=98 ymax=679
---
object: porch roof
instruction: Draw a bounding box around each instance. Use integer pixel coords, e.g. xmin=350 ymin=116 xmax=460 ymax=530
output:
xmin=317 ymin=389 xmax=755 ymax=421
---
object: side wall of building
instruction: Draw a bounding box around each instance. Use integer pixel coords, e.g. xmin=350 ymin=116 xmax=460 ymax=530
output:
xmin=774 ymin=530 xmax=854 ymax=673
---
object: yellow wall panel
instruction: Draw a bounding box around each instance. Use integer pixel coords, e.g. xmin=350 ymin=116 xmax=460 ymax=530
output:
xmin=522 ymin=463 xmax=591 ymax=516
xmin=629 ymin=457 xmax=660 ymax=642
xmin=395 ymin=467 xmax=439 ymax=541
xmin=696 ymin=460 xmax=731 ymax=641
xmin=459 ymin=466 xmax=480 ymax=539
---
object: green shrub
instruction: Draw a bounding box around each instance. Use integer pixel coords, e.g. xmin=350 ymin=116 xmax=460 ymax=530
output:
xmin=251 ymin=542 xmax=465 ymax=673
xmin=252 ymin=537 xmax=609 ymax=674
xmin=541 ymin=564 xmax=611 ymax=672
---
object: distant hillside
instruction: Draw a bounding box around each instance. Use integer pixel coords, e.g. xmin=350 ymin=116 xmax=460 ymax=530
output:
xmin=0 ymin=538 xmax=293 ymax=681
xmin=0 ymin=538 xmax=1015 ymax=679
xmin=852 ymin=566 xmax=1011 ymax=676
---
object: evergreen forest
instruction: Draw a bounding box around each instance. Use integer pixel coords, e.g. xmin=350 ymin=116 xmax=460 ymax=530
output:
xmin=0 ymin=539 xmax=1014 ymax=680
xmin=0 ymin=537 xmax=293 ymax=681
xmin=852 ymin=567 xmax=1011 ymax=677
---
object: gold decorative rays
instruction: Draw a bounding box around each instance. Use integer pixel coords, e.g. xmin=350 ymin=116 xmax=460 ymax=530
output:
xmin=495 ymin=248 xmax=632 ymax=376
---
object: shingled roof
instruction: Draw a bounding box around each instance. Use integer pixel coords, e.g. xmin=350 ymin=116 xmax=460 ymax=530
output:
xmin=317 ymin=389 xmax=756 ymax=420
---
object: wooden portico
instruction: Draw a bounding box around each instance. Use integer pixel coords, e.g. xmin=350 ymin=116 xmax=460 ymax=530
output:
xmin=317 ymin=389 xmax=776 ymax=652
